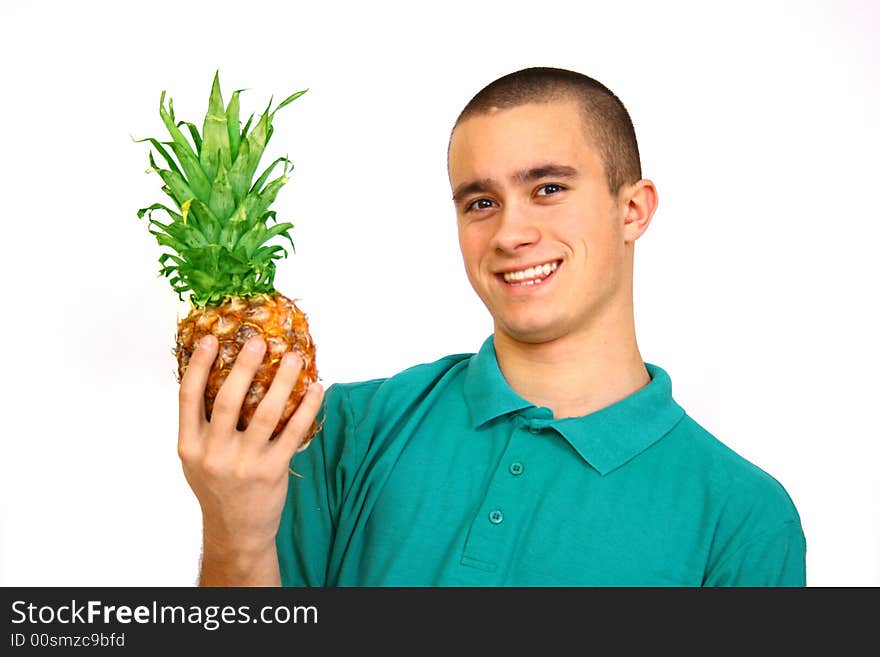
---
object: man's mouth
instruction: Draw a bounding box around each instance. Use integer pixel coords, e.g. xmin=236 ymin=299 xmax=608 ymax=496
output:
xmin=498 ymin=260 xmax=561 ymax=287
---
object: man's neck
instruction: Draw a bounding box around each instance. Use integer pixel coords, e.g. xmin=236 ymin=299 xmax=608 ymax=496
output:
xmin=493 ymin=316 xmax=650 ymax=420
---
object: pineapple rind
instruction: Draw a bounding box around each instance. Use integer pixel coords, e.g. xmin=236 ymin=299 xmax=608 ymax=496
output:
xmin=174 ymin=292 xmax=319 ymax=442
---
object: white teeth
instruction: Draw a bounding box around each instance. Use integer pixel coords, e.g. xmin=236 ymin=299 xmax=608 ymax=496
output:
xmin=502 ymin=260 xmax=559 ymax=284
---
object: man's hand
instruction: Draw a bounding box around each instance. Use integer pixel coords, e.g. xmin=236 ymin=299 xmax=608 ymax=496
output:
xmin=177 ymin=333 xmax=325 ymax=586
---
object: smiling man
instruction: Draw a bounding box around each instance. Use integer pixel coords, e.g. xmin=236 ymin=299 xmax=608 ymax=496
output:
xmin=182 ymin=67 xmax=806 ymax=587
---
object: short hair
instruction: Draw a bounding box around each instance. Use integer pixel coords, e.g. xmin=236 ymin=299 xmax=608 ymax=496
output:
xmin=452 ymin=67 xmax=642 ymax=194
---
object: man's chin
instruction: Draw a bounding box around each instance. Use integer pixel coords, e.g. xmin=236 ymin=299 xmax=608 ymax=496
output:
xmin=494 ymin=321 xmax=566 ymax=346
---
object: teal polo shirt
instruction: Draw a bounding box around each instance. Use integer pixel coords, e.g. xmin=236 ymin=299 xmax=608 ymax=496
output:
xmin=277 ymin=335 xmax=806 ymax=586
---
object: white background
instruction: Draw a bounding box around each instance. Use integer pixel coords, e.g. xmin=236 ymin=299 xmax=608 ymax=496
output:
xmin=0 ymin=0 xmax=877 ymax=587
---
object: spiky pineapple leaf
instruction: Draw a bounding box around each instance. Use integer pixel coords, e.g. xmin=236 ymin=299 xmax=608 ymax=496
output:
xmin=227 ymin=138 xmax=251 ymax=205
xmin=250 ymin=156 xmax=290 ymax=195
xmin=166 ymin=141 xmax=211 ymax=200
xmin=243 ymin=102 xmax=273 ymax=184
xmin=185 ymin=199 xmax=223 ymax=242
xmin=138 ymin=73 xmax=307 ymax=307
xmin=234 ymin=221 xmax=295 ymax=260
xmin=226 ymin=89 xmax=244 ymax=161
xmin=149 ymin=218 xmax=210 ymax=248
xmin=159 ymin=91 xmax=200 ymax=169
xmin=199 ymin=71 xmax=231 ymax=182
xmin=137 ymin=202 xmax=182 ymax=223
xmin=240 ymin=113 xmax=254 ymax=141
xmin=151 ymin=231 xmax=188 ymax=254
xmin=178 ymin=121 xmax=202 ymax=154
xmin=246 ymin=172 xmax=291 ymax=223
xmin=132 ymin=137 xmax=182 ymax=177
xmin=274 ymin=89 xmax=308 ymax=113
xmin=208 ymin=159 xmax=234 ymax=221
xmin=150 ymin=152 xmax=196 ymax=209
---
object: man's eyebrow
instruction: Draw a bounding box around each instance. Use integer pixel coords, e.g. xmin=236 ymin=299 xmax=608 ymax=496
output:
xmin=513 ymin=163 xmax=579 ymax=184
xmin=452 ymin=179 xmax=495 ymax=204
xmin=452 ymin=163 xmax=579 ymax=203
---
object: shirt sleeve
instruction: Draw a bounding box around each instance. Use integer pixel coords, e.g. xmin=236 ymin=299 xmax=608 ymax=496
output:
xmin=703 ymin=521 xmax=807 ymax=587
xmin=276 ymin=383 xmax=358 ymax=587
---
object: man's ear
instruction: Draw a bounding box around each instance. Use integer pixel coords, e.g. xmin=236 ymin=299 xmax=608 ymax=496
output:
xmin=621 ymin=179 xmax=658 ymax=244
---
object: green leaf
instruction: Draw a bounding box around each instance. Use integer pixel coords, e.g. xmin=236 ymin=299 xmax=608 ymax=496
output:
xmin=133 ymin=137 xmax=182 ymax=177
xmin=246 ymin=172 xmax=289 ymax=222
xmin=150 ymin=152 xmax=196 ymax=209
xmin=158 ymin=252 xmax=185 ymax=268
xmin=226 ymin=89 xmax=244 ymax=161
xmin=217 ymin=247 xmax=251 ymax=273
xmin=199 ymin=71 xmax=231 ymax=182
xmin=226 ymin=201 xmax=248 ymax=226
xmin=254 ymin=244 xmax=289 ymax=263
xmin=256 ymin=261 xmax=277 ymax=287
xmin=159 ymin=91 xmax=200 ymax=173
xmin=273 ymin=88 xmax=308 ymax=115
xmin=234 ymin=221 xmax=295 ymax=260
xmin=243 ymin=107 xmax=271 ymax=184
xmin=250 ymin=156 xmax=290 ymax=195
xmin=232 ymin=221 xmax=263 ymax=257
xmin=137 ymin=202 xmax=182 ymax=223
xmin=187 ymin=199 xmax=222 ymax=242
xmin=263 ymin=220 xmax=296 ymax=253
xmin=240 ymin=113 xmax=254 ymax=140
xmin=208 ymin=159 xmax=235 ymax=221
xmin=218 ymin=220 xmax=246 ymax=251
xmin=148 ymin=217 xmax=209 ymax=248
xmin=227 ymin=138 xmax=250 ymax=205
xmin=188 ymin=269 xmax=220 ymax=291
xmin=185 ymin=244 xmax=222 ymax=276
xmin=150 ymin=230 xmax=188 ymax=253
xmin=178 ymin=121 xmax=202 ymax=155
xmin=166 ymin=140 xmax=211 ymax=200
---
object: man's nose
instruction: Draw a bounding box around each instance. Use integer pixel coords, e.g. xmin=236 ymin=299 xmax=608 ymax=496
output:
xmin=490 ymin=201 xmax=541 ymax=254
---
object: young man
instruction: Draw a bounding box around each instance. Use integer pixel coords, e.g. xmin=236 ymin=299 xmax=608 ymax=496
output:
xmin=179 ymin=67 xmax=806 ymax=586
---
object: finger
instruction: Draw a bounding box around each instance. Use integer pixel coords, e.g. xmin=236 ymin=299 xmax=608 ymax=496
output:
xmin=209 ymin=335 xmax=267 ymax=436
xmin=244 ymin=351 xmax=303 ymax=443
xmin=178 ymin=334 xmax=219 ymax=442
xmin=274 ymin=381 xmax=325 ymax=460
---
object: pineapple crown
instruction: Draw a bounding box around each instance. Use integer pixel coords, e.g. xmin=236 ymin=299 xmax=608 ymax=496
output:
xmin=136 ymin=71 xmax=307 ymax=308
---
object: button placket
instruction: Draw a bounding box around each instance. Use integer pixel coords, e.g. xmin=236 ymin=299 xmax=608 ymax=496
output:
xmin=460 ymin=423 xmax=534 ymax=574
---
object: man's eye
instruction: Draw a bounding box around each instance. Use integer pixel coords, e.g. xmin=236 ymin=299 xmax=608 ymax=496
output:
xmin=467 ymin=198 xmax=495 ymax=212
xmin=536 ymin=183 xmax=565 ymax=196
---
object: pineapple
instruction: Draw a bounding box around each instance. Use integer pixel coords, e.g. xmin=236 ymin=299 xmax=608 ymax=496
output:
xmin=137 ymin=72 xmax=318 ymax=444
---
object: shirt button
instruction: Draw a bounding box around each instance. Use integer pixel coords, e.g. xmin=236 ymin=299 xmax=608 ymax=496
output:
xmin=528 ymin=426 xmax=541 ymax=435
xmin=509 ymin=462 xmax=524 ymax=476
xmin=488 ymin=509 xmax=504 ymax=524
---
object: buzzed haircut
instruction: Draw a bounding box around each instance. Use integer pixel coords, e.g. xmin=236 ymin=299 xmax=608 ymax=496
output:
xmin=453 ymin=67 xmax=642 ymax=194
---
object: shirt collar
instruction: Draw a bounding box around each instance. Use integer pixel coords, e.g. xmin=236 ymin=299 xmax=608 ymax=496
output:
xmin=463 ymin=335 xmax=685 ymax=476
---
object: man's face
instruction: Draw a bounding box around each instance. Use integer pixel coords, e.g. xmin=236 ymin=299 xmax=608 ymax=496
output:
xmin=448 ymin=100 xmax=634 ymax=345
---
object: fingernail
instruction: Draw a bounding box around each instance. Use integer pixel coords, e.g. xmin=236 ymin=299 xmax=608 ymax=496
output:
xmin=281 ymin=352 xmax=301 ymax=367
xmin=245 ymin=337 xmax=265 ymax=352
xmin=198 ymin=335 xmax=215 ymax=349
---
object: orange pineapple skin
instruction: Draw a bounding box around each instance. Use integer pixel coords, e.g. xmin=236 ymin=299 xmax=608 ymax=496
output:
xmin=175 ymin=293 xmax=318 ymax=443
